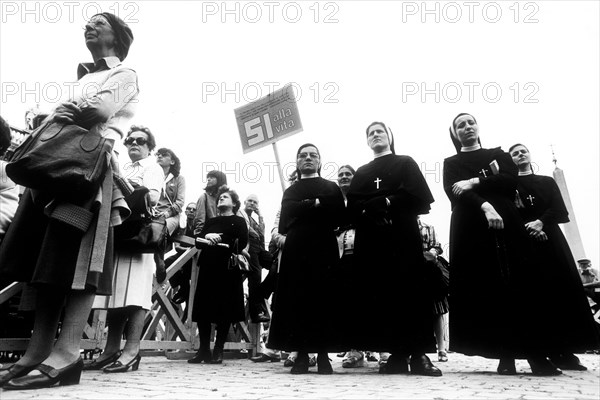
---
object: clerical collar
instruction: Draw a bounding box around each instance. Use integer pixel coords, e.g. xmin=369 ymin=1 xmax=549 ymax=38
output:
xmin=519 ymin=170 xmax=533 ymax=176
xmin=374 ymin=150 xmax=392 ymax=159
xmin=301 ymin=173 xmax=319 ymax=179
xmin=460 ymin=144 xmax=481 ymax=152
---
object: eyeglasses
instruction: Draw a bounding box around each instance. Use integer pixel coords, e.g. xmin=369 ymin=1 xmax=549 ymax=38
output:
xmin=511 ymin=149 xmax=528 ymax=156
xmin=124 ymin=137 xmax=148 ymax=146
xmin=186 ymin=207 xmax=197 ymax=212
xmin=156 ymin=153 xmax=171 ymax=158
xmin=82 ymin=18 xmax=109 ymax=30
xmin=297 ymin=152 xmax=319 ymax=159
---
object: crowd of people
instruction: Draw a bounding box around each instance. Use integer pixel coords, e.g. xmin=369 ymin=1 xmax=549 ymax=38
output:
xmin=0 ymin=12 xmax=599 ymax=391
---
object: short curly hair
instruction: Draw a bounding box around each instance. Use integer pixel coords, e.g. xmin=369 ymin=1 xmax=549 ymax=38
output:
xmin=126 ymin=125 xmax=156 ymax=152
xmin=216 ymin=185 xmax=241 ymax=214
xmin=0 ymin=116 xmax=11 ymax=156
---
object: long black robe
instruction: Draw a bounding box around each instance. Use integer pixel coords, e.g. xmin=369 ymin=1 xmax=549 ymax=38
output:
xmin=443 ymin=147 xmax=536 ymax=359
xmin=516 ymin=174 xmax=600 ymax=352
xmin=192 ymin=215 xmax=248 ymax=324
xmin=267 ymin=177 xmax=345 ymax=352
xmin=346 ymin=154 xmax=436 ymax=353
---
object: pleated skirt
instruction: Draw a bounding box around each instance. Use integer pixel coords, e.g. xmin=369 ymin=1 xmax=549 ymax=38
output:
xmin=92 ymin=252 xmax=154 ymax=310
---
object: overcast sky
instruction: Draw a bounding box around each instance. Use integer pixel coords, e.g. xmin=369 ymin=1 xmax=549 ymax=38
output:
xmin=1 ymin=0 xmax=598 ymax=263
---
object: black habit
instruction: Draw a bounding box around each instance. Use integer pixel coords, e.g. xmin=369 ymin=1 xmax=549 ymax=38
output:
xmin=444 ymin=147 xmax=539 ymax=359
xmin=346 ymin=154 xmax=436 ymax=354
xmin=192 ymin=215 xmax=248 ymax=324
xmin=267 ymin=176 xmax=345 ymax=352
xmin=515 ymin=174 xmax=600 ymax=352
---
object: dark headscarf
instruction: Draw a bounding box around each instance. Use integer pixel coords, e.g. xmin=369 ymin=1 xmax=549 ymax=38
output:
xmin=206 ymin=170 xmax=227 ymax=194
xmin=449 ymin=113 xmax=482 ymax=153
xmin=366 ymin=121 xmax=395 ymax=154
xmin=95 ymin=12 xmax=134 ymax=61
xmin=296 ymin=143 xmax=321 ymax=179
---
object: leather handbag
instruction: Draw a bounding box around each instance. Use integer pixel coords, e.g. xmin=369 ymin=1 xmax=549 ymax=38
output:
xmin=6 ymin=121 xmax=112 ymax=197
xmin=118 ymin=216 xmax=167 ymax=254
xmin=228 ymin=239 xmax=250 ymax=273
xmin=114 ymin=186 xmax=168 ymax=253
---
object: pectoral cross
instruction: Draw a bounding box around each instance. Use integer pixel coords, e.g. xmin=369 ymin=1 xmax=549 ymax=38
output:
xmin=374 ymin=177 xmax=382 ymax=189
xmin=527 ymin=194 xmax=535 ymax=205
xmin=479 ymin=169 xmax=488 ymax=178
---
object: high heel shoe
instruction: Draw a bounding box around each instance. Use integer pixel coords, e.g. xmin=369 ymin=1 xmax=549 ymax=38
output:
xmin=3 ymin=358 xmax=83 ymax=390
xmin=103 ymin=354 xmax=141 ymax=373
xmin=0 ymin=363 xmax=38 ymax=387
xmin=83 ymin=351 xmax=122 ymax=371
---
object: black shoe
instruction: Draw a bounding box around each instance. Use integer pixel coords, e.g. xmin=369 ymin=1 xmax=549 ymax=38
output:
xmin=0 ymin=363 xmax=37 ymax=387
xmin=251 ymin=313 xmax=270 ymax=323
xmin=188 ymin=348 xmax=212 ymax=364
xmin=103 ymin=354 xmax=141 ymax=373
xmin=3 ymin=358 xmax=83 ymax=390
xmin=250 ymin=353 xmax=280 ymax=363
xmin=528 ymin=357 xmax=562 ymax=376
xmin=317 ymin=354 xmax=333 ymax=375
xmin=283 ymin=357 xmax=295 ymax=367
xmin=290 ymin=354 xmax=309 ymax=374
xmin=210 ymin=347 xmax=224 ymax=364
xmin=379 ymin=355 xmax=409 ymax=374
xmin=497 ymin=358 xmax=517 ymax=375
xmin=172 ymin=287 xmax=189 ymax=304
xmin=83 ymin=351 xmax=121 ymax=371
xmin=409 ymin=354 xmax=442 ymax=377
xmin=550 ymin=353 xmax=587 ymax=371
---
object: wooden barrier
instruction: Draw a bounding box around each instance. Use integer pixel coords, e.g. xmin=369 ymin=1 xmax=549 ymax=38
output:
xmin=0 ymin=235 xmax=262 ymax=357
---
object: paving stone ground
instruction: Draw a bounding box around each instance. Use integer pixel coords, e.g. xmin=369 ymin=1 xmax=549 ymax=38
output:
xmin=1 ymin=353 xmax=598 ymax=399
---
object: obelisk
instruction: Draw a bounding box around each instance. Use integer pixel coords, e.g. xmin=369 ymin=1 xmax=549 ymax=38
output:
xmin=551 ymin=147 xmax=586 ymax=262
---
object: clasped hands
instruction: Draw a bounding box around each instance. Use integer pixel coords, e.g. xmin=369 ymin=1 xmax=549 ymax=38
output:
xmin=525 ymin=219 xmax=548 ymax=241
xmin=362 ymin=196 xmax=391 ymax=226
xmin=53 ymin=101 xmax=83 ymax=124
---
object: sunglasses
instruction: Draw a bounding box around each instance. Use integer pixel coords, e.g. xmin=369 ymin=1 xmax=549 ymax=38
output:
xmin=124 ymin=137 xmax=148 ymax=146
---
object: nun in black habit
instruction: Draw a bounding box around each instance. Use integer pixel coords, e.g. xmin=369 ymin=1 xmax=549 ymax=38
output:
xmin=267 ymin=143 xmax=345 ymax=374
xmin=443 ymin=113 xmax=562 ymax=376
xmin=509 ymin=143 xmax=600 ymax=370
xmin=346 ymin=122 xmax=441 ymax=377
